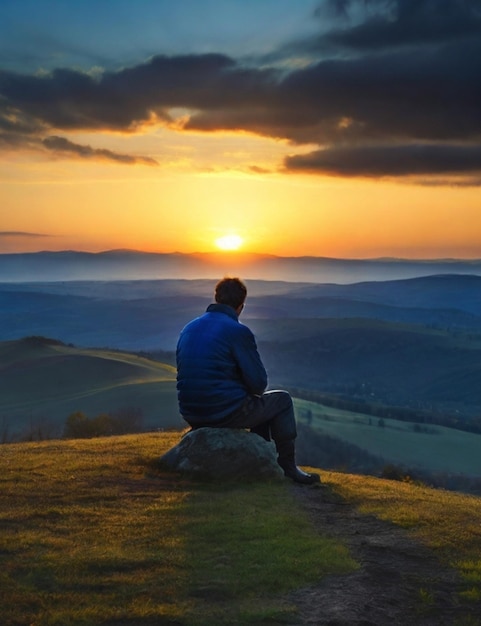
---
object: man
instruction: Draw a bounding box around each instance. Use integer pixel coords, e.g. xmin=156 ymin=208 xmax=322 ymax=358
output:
xmin=176 ymin=277 xmax=320 ymax=484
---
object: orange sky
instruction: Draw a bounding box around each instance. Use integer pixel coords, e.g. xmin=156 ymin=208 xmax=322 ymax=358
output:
xmin=2 ymin=128 xmax=481 ymax=258
xmin=2 ymin=1 xmax=481 ymax=259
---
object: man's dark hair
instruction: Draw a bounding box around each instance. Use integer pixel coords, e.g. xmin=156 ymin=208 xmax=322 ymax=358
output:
xmin=215 ymin=277 xmax=247 ymax=310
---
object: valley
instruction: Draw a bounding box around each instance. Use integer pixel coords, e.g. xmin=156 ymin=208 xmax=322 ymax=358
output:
xmin=2 ymin=270 xmax=481 ymax=492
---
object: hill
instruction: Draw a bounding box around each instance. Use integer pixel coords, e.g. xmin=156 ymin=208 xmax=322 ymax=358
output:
xmin=2 ymin=249 xmax=481 ymax=283
xmin=2 ymin=274 xmax=481 ymax=350
xmin=250 ymin=274 xmax=481 ymax=329
xmin=254 ymin=318 xmax=481 ymax=418
xmin=0 ymin=280 xmax=214 ymax=350
xmin=1 ymin=432 xmax=481 ymax=624
xmin=0 ymin=336 xmax=181 ymax=441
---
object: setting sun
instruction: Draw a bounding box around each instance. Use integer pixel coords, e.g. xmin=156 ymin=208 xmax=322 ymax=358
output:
xmin=215 ymin=234 xmax=244 ymax=251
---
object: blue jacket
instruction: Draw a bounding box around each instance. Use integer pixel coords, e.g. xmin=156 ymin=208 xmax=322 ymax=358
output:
xmin=176 ymin=303 xmax=268 ymax=424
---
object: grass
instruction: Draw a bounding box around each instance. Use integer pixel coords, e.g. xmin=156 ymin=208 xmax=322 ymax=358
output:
xmin=182 ymin=482 xmax=355 ymax=625
xmin=294 ymin=397 xmax=481 ymax=476
xmin=0 ymin=433 xmax=356 ymax=625
xmin=4 ymin=431 xmax=481 ymax=624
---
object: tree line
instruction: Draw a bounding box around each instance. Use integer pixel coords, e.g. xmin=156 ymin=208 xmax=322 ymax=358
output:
xmin=1 ymin=407 xmax=145 ymax=443
xmin=63 ymin=407 xmax=144 ymax=439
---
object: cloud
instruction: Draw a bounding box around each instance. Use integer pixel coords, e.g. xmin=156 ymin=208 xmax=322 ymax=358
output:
xmin=0 ymin=92 xmax=157 ymax=165
xmin=184 ymin=42 xmax=481 ymax=147
xmin=1 ymin=3 xmax=481 ymax=182
xmin=0 ymin=55 xmax=242 ymax=132
xmin=284 ymin=144 xmax=481 ymax=179
xmin=41 ymin=136 xmax=158 ymax=166
xmin=314 ymin=0 xmax=481 ymax=51
xmin=0 ymin=231 xmax=51 ymax=238
xmin=249 ymin=165 xmax=271 ymax=174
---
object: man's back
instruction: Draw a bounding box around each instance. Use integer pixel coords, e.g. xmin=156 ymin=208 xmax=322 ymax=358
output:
xmin=176 ymin=303 xmax=267 ymax=425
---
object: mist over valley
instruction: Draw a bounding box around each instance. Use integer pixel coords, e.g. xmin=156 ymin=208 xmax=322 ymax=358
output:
xmin=3 ymin=250 xmax=481 ymax=283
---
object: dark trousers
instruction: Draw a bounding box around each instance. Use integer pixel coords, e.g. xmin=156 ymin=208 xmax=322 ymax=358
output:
xmin=199 ymin=390 xmax=297 ymax=443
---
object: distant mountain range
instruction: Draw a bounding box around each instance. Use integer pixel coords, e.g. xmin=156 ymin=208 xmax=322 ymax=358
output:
xmin=2 ymin=249 xmax=481 ymax=283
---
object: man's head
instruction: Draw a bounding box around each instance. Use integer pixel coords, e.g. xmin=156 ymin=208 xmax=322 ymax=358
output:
xmin=214 ymin=277 xmax=247 ymax=313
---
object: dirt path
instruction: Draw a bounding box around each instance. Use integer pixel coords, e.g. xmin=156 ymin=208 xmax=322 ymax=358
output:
xmin=288 ymin=483 xmax=476 ymax=625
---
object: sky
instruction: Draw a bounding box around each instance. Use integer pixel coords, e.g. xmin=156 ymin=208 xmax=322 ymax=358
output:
xmin=1 ymin=0 xmax=481 ymax=259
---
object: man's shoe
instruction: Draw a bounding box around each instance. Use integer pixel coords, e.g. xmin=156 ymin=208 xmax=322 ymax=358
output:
xmin=284 ymin=466 xmax=321 ymax=485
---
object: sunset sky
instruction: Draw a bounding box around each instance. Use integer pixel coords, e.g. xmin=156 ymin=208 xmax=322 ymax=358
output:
xmin=1 ymin=0 xmax=481 ymax=258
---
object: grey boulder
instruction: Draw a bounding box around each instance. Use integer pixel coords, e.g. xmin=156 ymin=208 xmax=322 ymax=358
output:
xmin=159 ymin=427 xmax=284 ymax=481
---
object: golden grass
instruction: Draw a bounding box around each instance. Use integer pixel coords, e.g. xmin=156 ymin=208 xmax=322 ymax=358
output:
xmin=4 ymin=432 xmax=481 ymax=624
xmin=0 ymin=433 xmax=356 ymax=625
xmin=0 ymin=433 xmax=189 ymax=624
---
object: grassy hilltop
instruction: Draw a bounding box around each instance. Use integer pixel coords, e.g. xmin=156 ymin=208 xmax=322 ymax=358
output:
xmin=2 ymin=432 xmax=481 ymax=625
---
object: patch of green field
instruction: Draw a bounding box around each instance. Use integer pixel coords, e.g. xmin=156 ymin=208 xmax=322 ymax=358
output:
xmin=25 ymin=379 xmax=182 ymax=429
xmin=0 ymin=338 xmax=180 ymax=437
xmin=0 ymin=434 xmax=356 ymax=625
xmin=294 ymin=398 xmax=481 ymax=477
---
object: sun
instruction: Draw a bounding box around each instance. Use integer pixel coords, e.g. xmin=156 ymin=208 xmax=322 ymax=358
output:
xmin=214 ymin=234 xmax=244 ymax=251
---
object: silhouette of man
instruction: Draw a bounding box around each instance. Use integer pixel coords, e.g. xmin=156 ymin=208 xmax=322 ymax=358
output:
xmin=176 ymin=277 xmax=320 ymax=484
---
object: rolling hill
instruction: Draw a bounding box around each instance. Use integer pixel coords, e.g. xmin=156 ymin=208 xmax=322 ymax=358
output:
xmin=0 ymin=281 xmax=213 ymax=350
xmin=0 ymin=337 xmax=182 ymax=441
xmin=255 ymin=317 xmax=481 ymax=417
xmin=2 ymin=274 xmax=481 ymax=352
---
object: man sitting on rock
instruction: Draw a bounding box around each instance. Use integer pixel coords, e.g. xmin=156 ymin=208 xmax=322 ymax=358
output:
xmin=176 ymin=277 xmax=320 ymax=485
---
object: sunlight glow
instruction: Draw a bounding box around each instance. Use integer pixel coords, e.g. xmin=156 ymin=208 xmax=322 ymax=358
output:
xmin=215 ymin=234 xmax=244 ymax=251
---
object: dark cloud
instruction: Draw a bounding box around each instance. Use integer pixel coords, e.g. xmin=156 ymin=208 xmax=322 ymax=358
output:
xmin=0 ymin=231 xmax=50 ymax=238
xmin=184 ymin=41 xmax=481 ymax=148
xmin=1 ymin=3 xmax=481 ymax=182
xmin=0 ymin=55 xmax=254 ymax=132
xmin=42 ymin=136 xmax=158 ymax=166
xmin=316 ymin=0 xmax=481 ymax=51
xmin=0 ymin=54 xmax=270 ymax=166
xmin=284 ymin=143 xmax=481 ymax=177
xmin=0 ymin=83 xmax=158 ymax=164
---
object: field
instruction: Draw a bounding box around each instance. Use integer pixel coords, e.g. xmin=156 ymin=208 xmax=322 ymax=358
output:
xmin=0 ymin=337 xmax=181 ymax=440
xmin=295 ymin=398 xmax=481 ymax=477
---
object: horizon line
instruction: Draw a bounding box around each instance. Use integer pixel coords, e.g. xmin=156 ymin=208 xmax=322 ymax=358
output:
xmin=1 ymin=248 xmax=481 ymax=263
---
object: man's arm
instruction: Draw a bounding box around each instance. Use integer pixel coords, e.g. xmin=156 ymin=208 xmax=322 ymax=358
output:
xmin=232 ymin=326 xmax=268 ymax=395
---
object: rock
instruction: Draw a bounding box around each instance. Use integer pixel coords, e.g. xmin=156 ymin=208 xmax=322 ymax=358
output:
xmin=159 ymin=427 xmax=284 ymax=481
